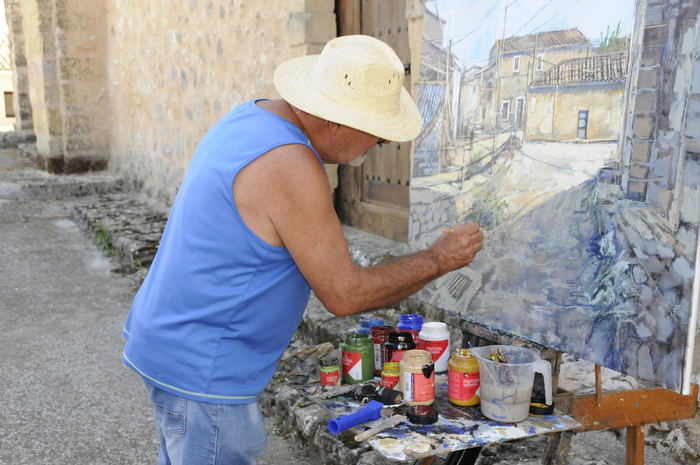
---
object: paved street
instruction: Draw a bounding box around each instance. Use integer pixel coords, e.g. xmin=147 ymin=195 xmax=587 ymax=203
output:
xmin=0 ymin=149 xmax=158 ymax=464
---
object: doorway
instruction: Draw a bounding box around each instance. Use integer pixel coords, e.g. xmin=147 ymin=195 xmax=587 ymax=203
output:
xmin=335 ymin=0 xmax=412 ymax=241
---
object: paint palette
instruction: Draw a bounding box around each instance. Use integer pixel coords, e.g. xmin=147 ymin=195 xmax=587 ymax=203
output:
xmin=316 ymin=375 xmax=580 ymax=462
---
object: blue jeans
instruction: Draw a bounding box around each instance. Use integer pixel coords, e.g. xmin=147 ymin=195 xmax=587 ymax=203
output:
xmin=145 ymin=381 xmax=267 ymax=465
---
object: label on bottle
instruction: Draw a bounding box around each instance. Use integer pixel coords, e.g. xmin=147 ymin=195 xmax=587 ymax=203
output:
xmin=320 ymin=366 xmax=340 ymax=386
xmin=381 ymin=374 xmax=399 ymax=389
xmin=418 ymin=339 xmax=449 ymax=365
xmin=403 ymin=372 xmax=435 ymax=403
xmin=448 ymin=369 xmax=480 ymax=401
xmin=342 ymin=351 xmax=363 ymax=381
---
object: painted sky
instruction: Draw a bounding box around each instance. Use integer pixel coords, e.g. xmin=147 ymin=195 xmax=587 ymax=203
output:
xmin=0 ymin=4 xmax=5 ymax=35
xmin=426 ymin=0 xmax=636 ymax=67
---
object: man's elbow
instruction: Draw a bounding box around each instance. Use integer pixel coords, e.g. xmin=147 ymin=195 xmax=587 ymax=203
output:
xmin=316 ymin=290 xmax=362 ymax=317
xmin=322 ymin=298 xmax=358 ymax=317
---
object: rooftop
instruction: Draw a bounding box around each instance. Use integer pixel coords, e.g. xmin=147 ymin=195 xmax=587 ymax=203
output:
xmin=492 ymin=28 xmax=591 ymax=55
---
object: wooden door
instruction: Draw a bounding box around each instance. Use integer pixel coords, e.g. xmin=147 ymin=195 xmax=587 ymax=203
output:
xmin=335 ymin=0 xmax=412 ymax=242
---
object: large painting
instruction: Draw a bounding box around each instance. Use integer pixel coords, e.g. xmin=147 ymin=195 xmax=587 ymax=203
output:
xmin=410 ymin=0 xmax=699 ymax=394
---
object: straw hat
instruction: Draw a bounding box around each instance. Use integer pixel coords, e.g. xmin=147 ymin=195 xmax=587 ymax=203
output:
xmin=273 ymin=35 xmax=423 ymax=142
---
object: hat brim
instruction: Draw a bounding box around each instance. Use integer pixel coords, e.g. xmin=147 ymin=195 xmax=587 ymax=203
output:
xmin=274 ymin=55 xmax=423 ymax=142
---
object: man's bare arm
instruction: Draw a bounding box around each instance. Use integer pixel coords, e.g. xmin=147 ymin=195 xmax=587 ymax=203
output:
xmin=239 ymin=144 xmax=483 ymax=316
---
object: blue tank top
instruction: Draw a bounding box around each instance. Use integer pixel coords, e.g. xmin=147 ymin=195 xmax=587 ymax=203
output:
xmin=122 ymin=99 xmax=320 ymax=403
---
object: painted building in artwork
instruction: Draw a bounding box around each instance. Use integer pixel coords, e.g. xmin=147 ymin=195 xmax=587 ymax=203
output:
xmin=460 ymin=28 xmax=630 ymax=141
xmin=526 ymin=52 xmax=628 ymax=141
xmin=487 ymin=28 xmax=593 ymax=132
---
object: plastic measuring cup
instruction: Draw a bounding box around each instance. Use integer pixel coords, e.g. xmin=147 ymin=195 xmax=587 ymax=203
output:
xmin=471 ymin=345 xmax=552 ymax=423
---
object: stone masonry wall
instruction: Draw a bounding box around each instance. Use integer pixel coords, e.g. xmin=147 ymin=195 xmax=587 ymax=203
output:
xmin=19 ymin=0 xmax=61 ymax=165
xmin=10 ymin=0 xmax=111 ymax=173
xmin=621 ymin=0 xmax=700 ymax=226
xmin=55 ymin=0 xmax=111 ymax=172
xmin=104 ymin=0 xmax=336 ymax=204
xmin=6 ymin=0 xmax=336 ymax=192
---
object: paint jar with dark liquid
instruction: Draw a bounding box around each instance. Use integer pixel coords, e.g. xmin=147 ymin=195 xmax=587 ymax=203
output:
xmin=341 ymin=332 xmax=374 ymax=384
xmin=384 ymin=331 xmax=416 ymax=364
xmin=370 ymin=325 xmax=394 ymax=376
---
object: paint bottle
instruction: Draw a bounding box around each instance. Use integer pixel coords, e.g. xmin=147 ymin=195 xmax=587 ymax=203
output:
xmin=319 ymin=356 xmax=341 ymax=387
xmin=380 ymin=362 xmax=400 ymax=389
xmin=341 ymin=332 xmax=374 ymax=384
xmin=448 ymin=348 xmax=480 ymax=406
xmin=396 ymin=314 xmax=423 ymax=341
xmin=357 ymin=317 xmax=384 ymax=334
xmin=384 ymin=331 xmax=416 ymax=364
xmin=370 ymin=325 xmax=394 ymax=376
xmin=417 ymin=322 xmax=451 ymax=372
xmin=399 ymin=349 xmax=435 ymax=405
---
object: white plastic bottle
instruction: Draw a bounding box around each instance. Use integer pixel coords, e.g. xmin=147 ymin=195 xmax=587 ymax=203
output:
xmin=417 ymin=322 xmax=451 ymax=372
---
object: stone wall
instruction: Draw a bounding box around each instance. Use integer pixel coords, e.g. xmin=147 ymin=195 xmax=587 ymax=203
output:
xmin=8 ymin=0 xmax=111 ymax=173
xmin=6 ymin=0 xmax=337 ymax=200
xmin=103 ymin=0 xmax=336 ymax=204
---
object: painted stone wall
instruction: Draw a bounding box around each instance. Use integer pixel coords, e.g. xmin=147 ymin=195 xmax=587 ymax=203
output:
xmin=621 ymin=0 xmax=699 ymax=220
xmin=526 ymin=85 xmax=625 ymax=140
xmin=104 ymin=0 xmax=336 ymax=204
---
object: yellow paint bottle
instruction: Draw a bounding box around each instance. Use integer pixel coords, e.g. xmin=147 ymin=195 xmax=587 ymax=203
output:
xmin=448 ymin=348 xmax=480 ymax=406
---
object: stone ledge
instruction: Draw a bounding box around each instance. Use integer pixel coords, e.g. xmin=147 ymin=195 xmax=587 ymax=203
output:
xmin=259 ymin=353 xmax=399 ymax=465
xmin=0 ymin=130 xmax=35 ymax=148
xmin=69 ymin=193 xmax=168 ymax=275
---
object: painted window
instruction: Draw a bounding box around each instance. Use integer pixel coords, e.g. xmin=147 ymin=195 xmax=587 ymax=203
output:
xmin=500 ymin=100 xmax=510 ymax=120
xmin=4 ymin=92 xmax=14 ymax=118
xmin=536 ymin=53 xmax=544 ymax=71
xmin=530 ymin=96 xmax=536 ymax=112
xmin=513 ymin=55 xmax=521 ymax=73
xmin=577 ymin=110 xmax=589 ymax=138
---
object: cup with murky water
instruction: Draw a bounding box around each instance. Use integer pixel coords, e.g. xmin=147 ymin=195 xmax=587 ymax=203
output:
xmin=471 ymin=345 xmax=552 ymax=423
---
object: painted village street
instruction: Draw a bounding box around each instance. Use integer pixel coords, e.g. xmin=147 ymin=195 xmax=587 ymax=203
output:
xmin=1 ymin=143 xmax=699 ymax=464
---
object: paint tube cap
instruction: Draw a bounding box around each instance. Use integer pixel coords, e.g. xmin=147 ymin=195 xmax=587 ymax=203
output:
xmin=529 ymin=402 xmax=554 ymax=415
xmin=406 ymin=404 xmax=438 ymax=424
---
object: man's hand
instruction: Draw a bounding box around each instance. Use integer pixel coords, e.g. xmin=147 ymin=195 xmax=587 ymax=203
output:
xmin=428 ymin=223 xmax=483 ymax=276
